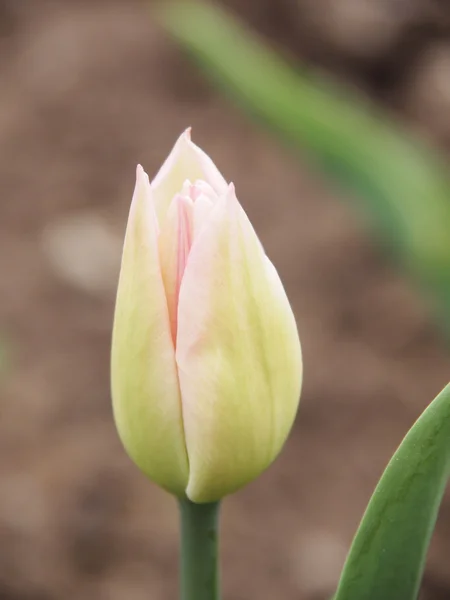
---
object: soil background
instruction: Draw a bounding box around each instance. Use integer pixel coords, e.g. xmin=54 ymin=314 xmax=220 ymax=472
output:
xmin=0 ymin=1 xmax=450 ymax=599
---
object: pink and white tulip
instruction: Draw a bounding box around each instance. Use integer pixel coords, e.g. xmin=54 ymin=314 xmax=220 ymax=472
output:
xmin=111 ymin=130 xmax=302 ymax=503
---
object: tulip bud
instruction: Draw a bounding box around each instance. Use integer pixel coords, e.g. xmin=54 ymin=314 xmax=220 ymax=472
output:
xmin=111 ymin=130 xmax=302 ymax=503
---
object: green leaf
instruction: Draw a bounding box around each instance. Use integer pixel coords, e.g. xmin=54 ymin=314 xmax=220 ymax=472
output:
xmin=160 ymin=1 xmax=450 ymax=335
xmin=334 ymin=383 xmax=450 ymax=600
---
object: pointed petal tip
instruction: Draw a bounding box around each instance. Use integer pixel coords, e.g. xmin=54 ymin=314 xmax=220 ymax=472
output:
xmin=130 ymin=164 xmax=154 ymax=225
xmin=225 ymin=182 xmax=240 ymax=210
xmin=136 ymin=164 xmax=150 ymax=182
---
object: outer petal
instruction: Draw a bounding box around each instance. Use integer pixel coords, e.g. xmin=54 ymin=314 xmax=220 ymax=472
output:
xmin=111 ymin=166 xmax=188 ymax=495
xmin=176 ymin=186 xmax=302 ymax=503
xmin=151 ymin=129 xmax=228 ymax=222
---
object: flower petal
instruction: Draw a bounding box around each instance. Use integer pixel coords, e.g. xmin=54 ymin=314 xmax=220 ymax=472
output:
xmin=159 ymin=193 xmax=194 ymax=342
xmin=151 ymin=129 xmax=228 ymax=223
xmin=176 ymin=185 xmax=302 ymax=503
xmin=192 ymin=193 xmax=214 ymax=239
xmin=111 ymin=166 xmax=188 ymax=495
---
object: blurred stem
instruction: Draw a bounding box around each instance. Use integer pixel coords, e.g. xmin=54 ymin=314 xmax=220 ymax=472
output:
xmin=179 ymin=498 xmax=221 ymax=600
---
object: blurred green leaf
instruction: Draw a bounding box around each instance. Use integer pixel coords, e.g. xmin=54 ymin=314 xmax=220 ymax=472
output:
xmin=160 ymin=1 xmax=450 ymax=334
xmin=334 ymin=383 xmax=450 ymax=600
xmin=0 ymin=338 xmax=9 ymax=378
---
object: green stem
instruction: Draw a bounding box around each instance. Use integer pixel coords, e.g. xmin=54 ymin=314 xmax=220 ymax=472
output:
xmin=178 ymin=498 xmax=221 ymax=600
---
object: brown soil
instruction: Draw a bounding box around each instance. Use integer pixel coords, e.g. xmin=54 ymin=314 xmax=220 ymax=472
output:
xmin=0 ymin=1 xmax=449 ymax=599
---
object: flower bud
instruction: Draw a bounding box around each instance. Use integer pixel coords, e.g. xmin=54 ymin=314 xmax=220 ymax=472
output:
xmin=111 ymin=130 xmax=302 ymax=503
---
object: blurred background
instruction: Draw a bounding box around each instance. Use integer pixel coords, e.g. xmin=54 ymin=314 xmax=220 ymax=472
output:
xmin=0 ymin=0 xmax=449 ymax=599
